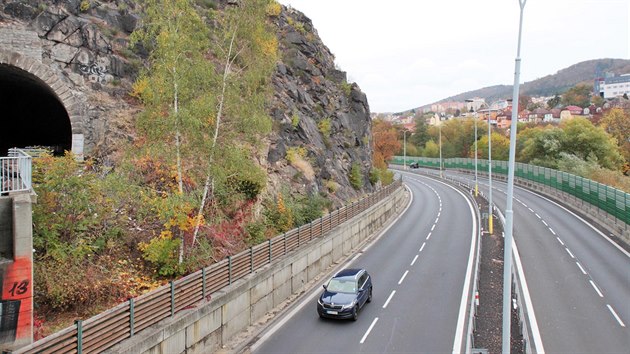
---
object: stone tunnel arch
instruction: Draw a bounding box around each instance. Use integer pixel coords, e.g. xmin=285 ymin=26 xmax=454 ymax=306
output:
xmin=0 ymin=49 xmax=83 ymax=157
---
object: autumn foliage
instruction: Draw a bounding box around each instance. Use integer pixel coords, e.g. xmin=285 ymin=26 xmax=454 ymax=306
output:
xmin=372 ymin=119 xmax=401 ymax=169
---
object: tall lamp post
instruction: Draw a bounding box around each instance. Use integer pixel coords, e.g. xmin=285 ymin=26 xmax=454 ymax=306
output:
xmin=503 ymin=1 xmax=527 ymax=353
xmin=466 ymin=100 xmax=479 ymax=197
xmin=487 ymin=103 xmax=494 ymax=235
xmin=438 ymin=120 xmax=443 ymax=178
xmin=403 ymin=129 xmax=407 ymax=170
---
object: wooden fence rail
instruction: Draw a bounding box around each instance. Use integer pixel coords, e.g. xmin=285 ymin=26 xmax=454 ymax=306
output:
xmin=12 ymin=179 xmax=403 ymax=354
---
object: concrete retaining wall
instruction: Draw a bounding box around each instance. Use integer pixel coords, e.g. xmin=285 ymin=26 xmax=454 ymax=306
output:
xmin=106 ymin=185 xmax=407 ymax=354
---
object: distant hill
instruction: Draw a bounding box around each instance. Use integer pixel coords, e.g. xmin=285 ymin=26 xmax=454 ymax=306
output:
xmin=418 ymin=58 xmax=630 ymax=111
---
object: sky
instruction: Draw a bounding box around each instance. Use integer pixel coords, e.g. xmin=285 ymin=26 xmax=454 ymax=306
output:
xmin=277 ymin=0 xmax=630 ymax=113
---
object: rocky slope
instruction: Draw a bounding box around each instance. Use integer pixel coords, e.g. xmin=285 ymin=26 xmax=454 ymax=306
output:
xmin=0 ymin=0 xmax=374 ymax=204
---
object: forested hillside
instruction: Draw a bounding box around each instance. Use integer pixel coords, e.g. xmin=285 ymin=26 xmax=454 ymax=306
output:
xmin=1 ymin=0 xmax=380 ymax=335
xmin=434 ymin=58 xmax=630 ymax=105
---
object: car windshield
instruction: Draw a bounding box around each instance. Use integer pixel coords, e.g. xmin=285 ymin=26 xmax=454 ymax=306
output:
xmin=326 ymin=277 xmax=357 ymax=293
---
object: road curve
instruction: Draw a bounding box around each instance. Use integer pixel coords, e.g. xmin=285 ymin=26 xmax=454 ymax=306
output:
xmin=249 ymin=175 xmax=478 ymax=353
xmin=444 ymin=170 xmax=630 ymax=353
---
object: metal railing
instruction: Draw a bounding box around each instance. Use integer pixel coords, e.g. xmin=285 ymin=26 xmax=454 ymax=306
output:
xmin=12 ymin=179 xmax=403 ymax=354
xmin=1 ymin=148 xmax=32 ymax=194
xmin=393 ymin=156 xmax=630 ymax=226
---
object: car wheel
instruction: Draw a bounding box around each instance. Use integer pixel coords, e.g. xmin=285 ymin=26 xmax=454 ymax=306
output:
xmin=367 ymin=287 xmax=372 ymax=303
xmin=351 ymin=305 xmax=358 ymax=321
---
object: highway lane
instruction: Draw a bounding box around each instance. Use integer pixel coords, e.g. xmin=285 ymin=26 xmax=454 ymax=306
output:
xmin=441 ymin=170 xmax=630 ymax=353
xmin=250 ymin=175 xmax=478 ymax=353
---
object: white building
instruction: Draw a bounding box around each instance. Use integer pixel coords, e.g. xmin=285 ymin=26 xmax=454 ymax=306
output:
xmin=596 ymin=74 xmax=630 ymax=99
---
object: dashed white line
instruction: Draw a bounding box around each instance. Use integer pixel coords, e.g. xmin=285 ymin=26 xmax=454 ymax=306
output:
xmin=576 ymin=262 xmax=587 ymax=275
xmin=431 ymin=224 xmax=436 ymax=231
xmin=383 ymin=290 xmax=396 ymax=309
xmin=542 ymin=220 xmax=548 ymax=227
xmin=398 ymin=270 xmax=409 ymax=285
xmin=522 ymin=203 xmax=528 ymax=208
xmin=435 ymin=217 xmax=440 ymax=223
xmin=607 ymin=305 xmax=626 ymax=327
xmin=411 ymin=255 xmax=419 ymax=266
xmin=528 ymin=207 xmax=534 ymax=212
xmin=565 ymin=248 xmax=575 ymax=259
xmin=535 ymin=213 xmax=541 ymax=219
xmin=437 ymin=212 xmax=441 ymax=218
xmin=590 ymin=280 xmax=603 ymax=297
xmin=426 ymin=232 xmax=432 ymax=240
xmin=419 ymin=243 xmax=426 ymax=252
xmin=557 ymin=237 xmax=565 ymax=246
xmin=360 ymin=317 xmax=379 ymax=343
xmin=550 ymin=228 xmax=556 ymax=235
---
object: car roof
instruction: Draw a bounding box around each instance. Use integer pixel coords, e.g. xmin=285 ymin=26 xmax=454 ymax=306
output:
xmin=334 ymin=268 xmax=365 ymax=278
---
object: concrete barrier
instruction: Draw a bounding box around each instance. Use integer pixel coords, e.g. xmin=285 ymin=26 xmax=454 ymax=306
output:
xmin=106 ymin=185 xmax=407 ymax=354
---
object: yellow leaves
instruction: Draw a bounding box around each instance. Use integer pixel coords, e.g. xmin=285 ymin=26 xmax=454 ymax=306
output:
xmin=265 ymin=2 xmax=282 ymax=17
xmin=260 ymin=36 xmax=278 ymax=60
xmin=131 ymin=77 xmax=151 ymax=100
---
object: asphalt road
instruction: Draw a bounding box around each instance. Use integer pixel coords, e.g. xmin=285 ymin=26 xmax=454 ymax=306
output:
xmin=250 ymin=174 xmax=478 ymax=354
xmin=444 ymin=170 xmax=630 ymax=354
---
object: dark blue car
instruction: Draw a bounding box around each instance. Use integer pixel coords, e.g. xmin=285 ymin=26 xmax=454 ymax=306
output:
xmin=317 ymin=268 xmax=372 ymax=321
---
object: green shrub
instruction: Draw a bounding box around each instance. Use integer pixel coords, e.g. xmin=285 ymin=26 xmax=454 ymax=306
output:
xmin=318 ymin=117 xmax=331 ymax=137
xmin=291 ymin=113 xmax=300 ymax=129
xmin=349 ymin=163 xmax=363 ymax=190
xmin=340 ymin=82 xmax=352 ymax=97
xmin=139 ymin=232 xmax=183 ymax=276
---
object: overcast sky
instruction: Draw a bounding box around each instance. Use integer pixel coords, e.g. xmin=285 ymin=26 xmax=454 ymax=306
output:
xmin=277 ymin=0 xmax=629 ymax=113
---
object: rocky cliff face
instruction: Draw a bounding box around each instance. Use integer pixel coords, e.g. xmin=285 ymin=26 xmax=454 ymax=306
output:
xmin=266 ymin=6 xmax=374 ymax=204
xmin=0 ymin=0 xmax=374 ymax=204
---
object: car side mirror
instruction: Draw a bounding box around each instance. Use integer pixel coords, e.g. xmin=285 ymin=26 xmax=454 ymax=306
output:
xmin=322 ymin=284 xmax=327 ymax=290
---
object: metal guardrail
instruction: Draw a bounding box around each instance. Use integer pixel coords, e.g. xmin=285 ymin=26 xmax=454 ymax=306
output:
xmin=12 ymin=179 xmax=403 ymax=354
xmin=1 ymin=148 xmax=32 ymax=194
xmin=393 ymin=156 xmax=630 ymax=226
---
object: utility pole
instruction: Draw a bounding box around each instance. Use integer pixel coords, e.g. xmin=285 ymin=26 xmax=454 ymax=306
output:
xmin=503 ymin=1 xmax=527 ymax=353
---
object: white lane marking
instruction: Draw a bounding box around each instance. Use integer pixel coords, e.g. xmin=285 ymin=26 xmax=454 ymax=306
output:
xmin=590 ymin=280 xmax=603 ymax=297
xmin=535 ymin=213 xmax=541 ymax=219
xmin=522 ymin=203 xmax=528 ymax=208
xmin=360 ymin=317 xmax=379 ymax=344
xmin=542 ymin=220 xmax=548 ymax=227
xmin=565 ymin=248 xmax=575 ymax=259
xmin=528 ymin=207 xmax=534 ymax=212
xmin=435 ymin=217 xmax=440 ymax=224
xmin=549 ymin=228 xmax=556 ymax=235
xmin=515 ymin=187 xmax=630 ymax=258
xmin=426 ymin=232 xmax=432 ymax=240
xmin=607 ymin=305 xmax=626 ymax=327
xmin=557 ymin=237 xmax=565 ymax=246
xmin=576 ymin=262 xmax=587 ymax=275
xmin=419 ymin=243 xmax=426 ymax=252
xmin=437 ymin=212 xmax=441 ymax=218
xmin=498 ymin=208 xmax=546 ymax=353
xmin=398 ymin=270 xmax=409 ymax=285
xmin=383 ymin=290 xmax=396 ymax=309
xmin=350 ymin=253 xmax=361 ymax=263
xmin=249 ymin=183 xmax=415 ymax=352
xmin=431 ymin=224 xmax=436 ymax=231
xmin=411 ymin=254 xmax=419 ymax=266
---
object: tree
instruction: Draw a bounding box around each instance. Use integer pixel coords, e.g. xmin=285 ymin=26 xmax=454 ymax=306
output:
xmin=372 ymin=119 xmax=401 ymax=169
xmin=561 ymin=84 xmax=591 ymax=108
xmin=517 ymin=126 xmax=565 ymax=167
xmin=600 ymin=108 xmax=630 ymax=162
xmin=477 ymin=132 xmax=510 ymax=161
xmin=547 ymin=94 xmax=561 ymax=109
xmin=131 ymin=0 xmax=216 ymax=262
xmin=409 ymin=117 xmax=430 ymax=151
xmin=560 ymin=118 xmax=624 ymax=170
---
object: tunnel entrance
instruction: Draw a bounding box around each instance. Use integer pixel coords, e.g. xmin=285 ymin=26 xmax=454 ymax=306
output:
xmin=0 ymin=63 xmax=72 ymax=157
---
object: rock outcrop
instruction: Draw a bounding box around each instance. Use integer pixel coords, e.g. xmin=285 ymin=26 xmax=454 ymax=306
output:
xmin=0 ymin=0 xmax=374 ymax=204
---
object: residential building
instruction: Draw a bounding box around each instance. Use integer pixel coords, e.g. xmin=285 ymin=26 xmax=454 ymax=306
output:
xmin=595 ymin=73 xmax=630 ymax=99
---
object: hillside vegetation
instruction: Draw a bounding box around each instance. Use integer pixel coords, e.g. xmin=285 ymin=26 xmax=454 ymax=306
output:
xmin=434 ymin=58 xmax=630 ymax=105
xmin=28 ymin=0 xmax=379 ymax=337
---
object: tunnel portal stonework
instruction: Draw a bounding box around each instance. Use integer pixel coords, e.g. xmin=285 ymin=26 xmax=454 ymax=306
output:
xmin=0 ymin=28 xmax=85 ymax=158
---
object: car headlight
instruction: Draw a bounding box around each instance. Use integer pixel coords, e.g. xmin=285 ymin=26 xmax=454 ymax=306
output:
xmin=342 ymin=300 xmax=356 ymax=309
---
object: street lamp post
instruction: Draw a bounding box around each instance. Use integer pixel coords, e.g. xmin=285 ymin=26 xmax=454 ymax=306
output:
xmin=503 ymin=1 xmax=527 ymax=353
xmin=466 ymin=99 xmax=478 ymax=196
xmin=438 ymin=121 xmax=443 ymax=178
xmin=403 ymin=130 xmax=407 ymax=170
xmin=488 ymin=105 xmax=493 ymax=235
